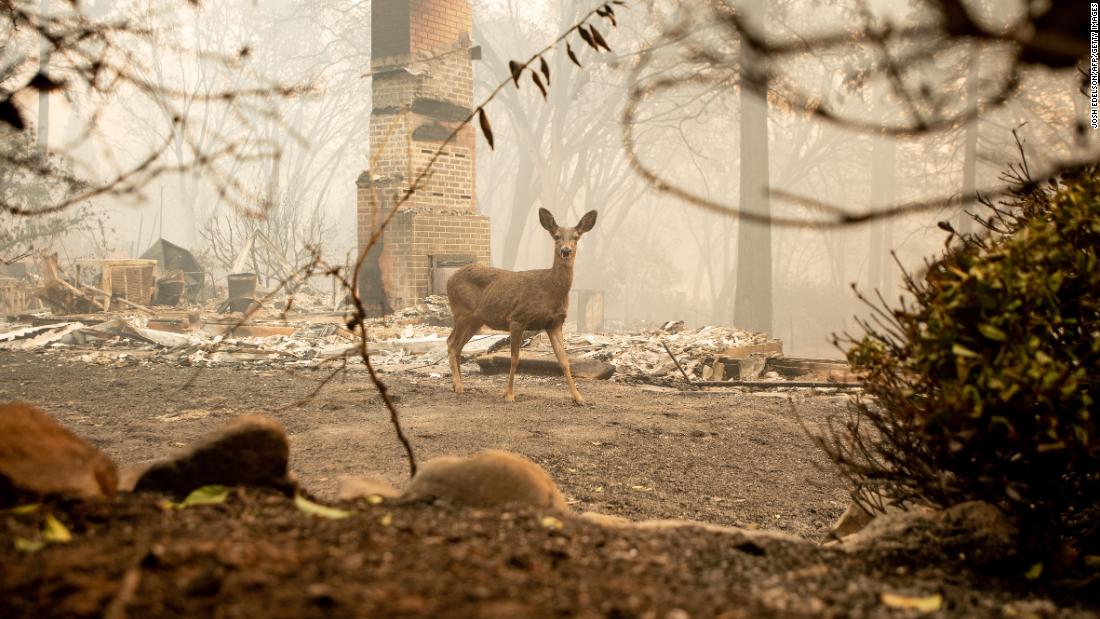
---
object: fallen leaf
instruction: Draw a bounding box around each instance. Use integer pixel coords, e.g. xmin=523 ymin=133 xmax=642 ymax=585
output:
xmin=15 ymin=538 xmax=45 ymax=553
xmin=541 ymin=515 xmax=564 ymax=530
xmin=295 ymin=494 xmax=353 ymax=519
xmin=379 ymin=513 xmax=393 ymax=526
xmin=43 ymin=514 xmax=72 ymax=544
xmin=178 ymin=485 xmax=231 ymax=508
xmin=4 ymin=503 xmax=41 ymax=515
xmin=1025 ymin=562 xmax=1043 ymax=580
xmin=880 ymin=592 xmax=942 ymax=614
xmin=366 ymin=495 xmax=384 ymax=505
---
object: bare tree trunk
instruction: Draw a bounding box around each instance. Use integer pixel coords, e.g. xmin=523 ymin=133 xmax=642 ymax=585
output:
xmin=499 ymin=148 xmax=537 ymax=270
xmin=733 ymin=1 xmax=773 ymax=334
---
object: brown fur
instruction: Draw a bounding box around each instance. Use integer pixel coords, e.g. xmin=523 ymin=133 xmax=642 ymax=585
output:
xmin=402 ymin=449 xmax=568 ymax=511
xmin=447 ymin=208 xmax=597 ymax=404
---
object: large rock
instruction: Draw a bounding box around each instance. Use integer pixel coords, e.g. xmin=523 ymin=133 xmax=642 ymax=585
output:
xmin=403 ymin=450 xmax=568 ymax=511
xmin=0 ymin=401 xmax=117 ymax=505
xmin=133 ymin=415 xmax=294 ymax=499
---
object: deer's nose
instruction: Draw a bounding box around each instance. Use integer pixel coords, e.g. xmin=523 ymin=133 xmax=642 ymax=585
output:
xmin=560 ymin=247 xmax=573 ymax=257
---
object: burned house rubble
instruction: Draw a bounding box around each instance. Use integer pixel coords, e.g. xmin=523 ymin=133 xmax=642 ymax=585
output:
xmin=1 ymin=253 xmax=852 ymax=389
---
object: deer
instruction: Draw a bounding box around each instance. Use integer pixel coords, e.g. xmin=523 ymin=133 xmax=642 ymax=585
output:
xmin=446 ymin=208 xmax=597 ymax=405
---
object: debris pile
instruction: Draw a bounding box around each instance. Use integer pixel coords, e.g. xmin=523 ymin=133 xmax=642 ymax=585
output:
xmin=564 ymin=322 xmax=774 ymax=383
xmin=1 ymin=251 xmax=844 ymax=387
xmin=365 ymin=295 xmax=454 ymax=330
xmin=0 ymin=306 xmax=834 ymax=386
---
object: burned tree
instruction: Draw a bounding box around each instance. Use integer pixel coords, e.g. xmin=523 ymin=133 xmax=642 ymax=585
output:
xmin=0 ymin=0 xmax=298 ymax=218
xmin=622 ymin=0 xmax=1091 ymax=227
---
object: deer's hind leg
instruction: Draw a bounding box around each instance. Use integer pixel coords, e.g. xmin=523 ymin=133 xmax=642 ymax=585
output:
xmin=448 ymin=318 xmax=481 ymax=394
xmin=547 ymin=324 xmax=585 ymax=405
xmin=504 ymin=321 xmax=525 ymax=402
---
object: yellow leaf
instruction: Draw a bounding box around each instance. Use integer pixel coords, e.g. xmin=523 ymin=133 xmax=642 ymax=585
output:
xmin=43 ymin=513 xmax=72 ymax=544
xmin=15 ymin=537 xmax=45 ymax=553
xmin=379 ymin=513 xmax=393 ymax=526
xmin=4 ymin=503 xmax=40 ymax=515
xmin=541 ymin=515 xmax=564 ymax=530
xmin=880 ymin=592 xmax=942 ymax=614
xmin=1025 ymin=562 xmax=1043 ymax=579
xmin=366 ymin=495 xmax=384 ymax=505
xmin=166 ymin=485 xmax=231 ymax=509
xmin=295 ymin=494 xmax=352 ymax=519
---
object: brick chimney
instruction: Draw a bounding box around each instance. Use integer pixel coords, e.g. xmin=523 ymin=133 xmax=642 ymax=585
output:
xmin=357 ymin=0 xmax=491 ymax=315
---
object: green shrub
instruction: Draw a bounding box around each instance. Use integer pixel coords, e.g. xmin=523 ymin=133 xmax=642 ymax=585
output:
xmin=827 ymin=166 xmax=1099 ymax=579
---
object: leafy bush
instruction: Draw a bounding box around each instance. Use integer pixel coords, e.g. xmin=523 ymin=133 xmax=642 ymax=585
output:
xmin=826 ymin=166 xmax=1099 ymax=579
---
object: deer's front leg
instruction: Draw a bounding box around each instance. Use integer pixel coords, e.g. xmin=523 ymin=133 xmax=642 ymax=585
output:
xmin=447 ymin=322 xmax=464 ymax=394
xmin=548 ymin=325 xmax=585 ymax=405
xmin=504 ymin=322 xmax=525 ymax=402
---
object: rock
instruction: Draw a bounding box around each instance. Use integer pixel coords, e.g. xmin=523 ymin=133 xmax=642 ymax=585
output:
xmin=337 ymin=474 xmax=401 ymax=501
xmin=402 ymin=450 xmax=568 ymax=511
xmin=0 ymin=401 xmax=118 ymax=505
xmin=133 ymin=415 xmax=294 ymax=499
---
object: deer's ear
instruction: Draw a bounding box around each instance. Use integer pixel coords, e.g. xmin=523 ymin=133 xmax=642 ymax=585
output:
xmin=576 ymin=210 xmax=597 ymax=234
xmin=538 ymin=208 xmax=558 ymax=233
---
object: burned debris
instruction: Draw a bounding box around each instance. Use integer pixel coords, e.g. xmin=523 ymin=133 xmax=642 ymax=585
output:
xmin=2 ymin=253 xmax=848 ymax=390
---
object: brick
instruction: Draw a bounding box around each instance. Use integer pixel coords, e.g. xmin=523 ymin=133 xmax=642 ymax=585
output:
xmin=358 ymin=0 xmax=488 ymax=312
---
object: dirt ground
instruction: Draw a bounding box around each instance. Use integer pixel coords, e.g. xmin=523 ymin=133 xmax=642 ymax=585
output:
xmin=0 ymin=350 xmax=850 ymax=539
xmin=2 ymin=350 xmax=1097 ymax=617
